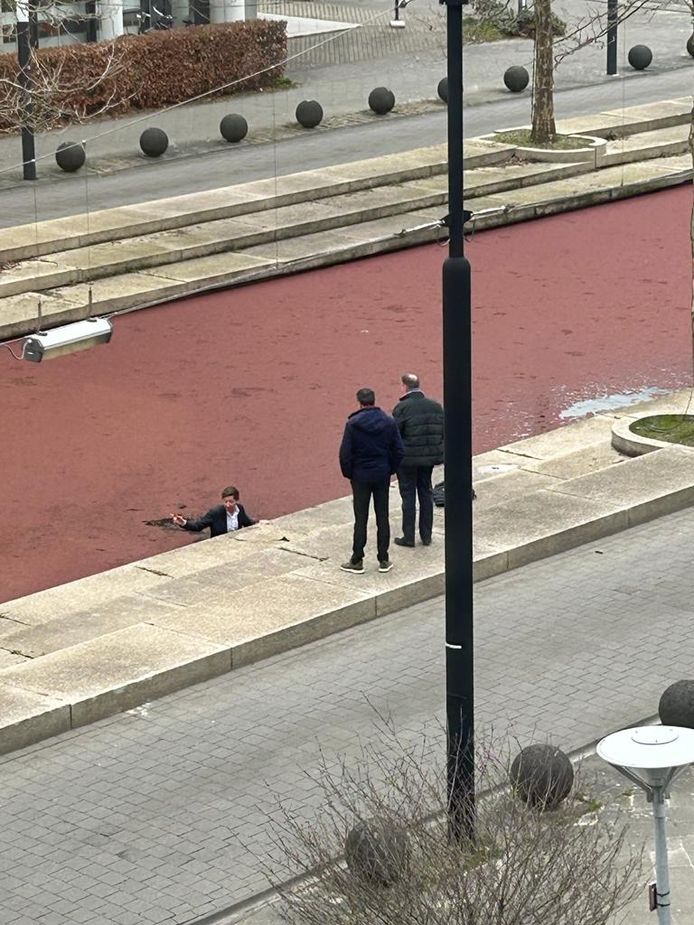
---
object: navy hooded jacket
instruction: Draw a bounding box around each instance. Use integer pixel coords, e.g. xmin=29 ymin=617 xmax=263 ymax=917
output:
xmin=339 ymin=406 xmax=405 ymax=483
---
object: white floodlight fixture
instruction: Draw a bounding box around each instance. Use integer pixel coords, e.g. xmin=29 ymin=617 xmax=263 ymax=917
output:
xmin=22 ymin=317 xmax=113 ymax=362
xmin=597 ymin=726 xmax=694 ymax=925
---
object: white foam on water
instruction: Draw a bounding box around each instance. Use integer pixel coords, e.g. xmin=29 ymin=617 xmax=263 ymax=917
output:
xmin=559 ymin=387 xmax=669 ymax=420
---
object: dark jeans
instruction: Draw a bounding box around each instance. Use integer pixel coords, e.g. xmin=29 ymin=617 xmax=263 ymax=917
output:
xmin=397 ymin=465 xmax=434 ymax=544
xmin=351 ymin=478 xmax=391 ymax=563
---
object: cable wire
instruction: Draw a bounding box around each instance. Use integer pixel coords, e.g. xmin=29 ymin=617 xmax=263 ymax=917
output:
xmin=0 ymin=1 xmax=409 ymax=179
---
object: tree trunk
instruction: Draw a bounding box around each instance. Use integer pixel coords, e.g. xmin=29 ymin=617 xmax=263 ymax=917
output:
xmin=530 ymin=0 xmax=555 ymax=144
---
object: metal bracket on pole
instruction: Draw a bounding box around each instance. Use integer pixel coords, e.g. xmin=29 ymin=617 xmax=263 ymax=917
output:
xmin=390 ymin=0 xmax=406 ymax=29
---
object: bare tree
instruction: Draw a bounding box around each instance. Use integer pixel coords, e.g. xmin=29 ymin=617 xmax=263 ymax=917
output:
xmin=472 ymin=0 xmax=692 ymax=145
xmin=263 ymin=722 xmax=643 ymax=925
xmin=0 ymin=42 xmax=130 ymax=134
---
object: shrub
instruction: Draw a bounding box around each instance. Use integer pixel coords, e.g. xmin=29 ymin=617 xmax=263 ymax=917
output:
xmin=0 ymin=19 xmax=287 ymax=133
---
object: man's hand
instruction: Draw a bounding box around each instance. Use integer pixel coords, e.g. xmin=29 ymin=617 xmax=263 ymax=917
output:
xmin=171 ymin=513 xmax=187 ymax=527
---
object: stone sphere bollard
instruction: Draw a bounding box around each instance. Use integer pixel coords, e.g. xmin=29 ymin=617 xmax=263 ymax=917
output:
xmin=437 ymin=77 xmax=448 ymax=103
xmin=55 ymin=141 xmax=86 ymax=172
xmin=140 ymin=127 xmax=169 ymax=158
xmin=503 ymin=65 xmax=530 ymax=92
xmin=659 ymin=681 xmax=694 ymax=728
xmin=345 ymin=818 xmax=408 ymax=885
xmin=368 ymin=87 xmax=395 ymax=116
xmin=687 ymin=32 xmax=694 ymax=58
xmin=628 ymin=44 xmax=652 ymax=70
xmin=510 ymin=744 xmax=574 ymax=810
xmin=219 ymin=114 xmax=248 ymax=143
xmin=295 ymin=100 xmax=323 ymax=129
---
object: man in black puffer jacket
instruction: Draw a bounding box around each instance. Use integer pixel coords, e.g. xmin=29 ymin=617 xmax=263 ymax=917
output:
xmin=392 ymin=372 xmax=444 ymax=547
xmin=339 ymin=387 xmax=404 ymax=574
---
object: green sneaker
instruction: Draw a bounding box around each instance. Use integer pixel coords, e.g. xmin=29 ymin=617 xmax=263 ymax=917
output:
xmin=341 ymin=559 xmax=364 ymax=573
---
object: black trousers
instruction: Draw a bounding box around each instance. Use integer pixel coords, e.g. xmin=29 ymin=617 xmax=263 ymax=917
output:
xmin=351 ymin=478 xmax=391 ymax=563
xmin=397 ymin=465 xmax=434 ymax=544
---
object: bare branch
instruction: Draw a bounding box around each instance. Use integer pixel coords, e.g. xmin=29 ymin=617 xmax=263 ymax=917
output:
xmin=253 ymin=719 xmax=643 ymax=925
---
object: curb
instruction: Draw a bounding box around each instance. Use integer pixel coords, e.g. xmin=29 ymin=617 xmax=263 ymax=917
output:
xmin=2 ymin=458 xmax=694 ymax=756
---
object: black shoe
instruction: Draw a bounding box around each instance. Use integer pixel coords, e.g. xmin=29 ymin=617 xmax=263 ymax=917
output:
xmin=378 ymin=559 xmax=393 ymax=573
xmin=340 ymin=559 xmax=364 ymax=573
xmin=394 ymin=537 xmax=415 ymax=548
xmin=421 ymin=537 xmax=432 ymax=546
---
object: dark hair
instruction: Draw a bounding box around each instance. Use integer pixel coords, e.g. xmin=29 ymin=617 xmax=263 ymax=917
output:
xmin=356 ymin=387 xmax=375 ymax=406
xmin=221 ymin=486 xmax=240 ymax=500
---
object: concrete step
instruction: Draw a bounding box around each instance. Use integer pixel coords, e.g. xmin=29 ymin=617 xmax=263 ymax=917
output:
xmin=3 ymin=389 xmax=694 ymax=754
xmin=0 ymin=153 xmax=689 ymax=339
xmin=555 ymin=97 xmax=692 ymax=139
xmin=0 ymin=160 xmax=592 ymax=301
xmin=0 ymin=140 xmax=515 ymax=266
xmin=601 ymin=124 xmax=690 ymax=167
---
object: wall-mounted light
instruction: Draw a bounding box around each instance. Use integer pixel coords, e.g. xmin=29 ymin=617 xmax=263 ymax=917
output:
xmin=22 ymin=317 xmax=113 ymax=362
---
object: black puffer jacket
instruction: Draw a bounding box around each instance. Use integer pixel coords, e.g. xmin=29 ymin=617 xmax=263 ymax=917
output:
xmin=392 ymin=390 xmax=444 ymax=467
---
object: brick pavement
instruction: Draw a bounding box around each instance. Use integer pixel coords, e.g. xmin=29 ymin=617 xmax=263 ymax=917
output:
xmin=2 ymin=505 xmax=694 ymax=923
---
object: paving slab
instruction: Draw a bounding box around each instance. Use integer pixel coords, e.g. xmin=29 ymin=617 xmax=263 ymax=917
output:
xmin=0 ymin=622 xmax=232 ymax=727
xmin=141 ymin=548 xmax=304 ymax=607
xmin=472 ymin=448 xmax=531 ymax=478
xmin=148 ymin=573 xmax=376 ymax=667
xmin=270 ymin=495 xmax=355 ymax=534
xmin=474 ymin=488 xmax=629 ymax=571
xmin=500 ymin=413 xmax=630 ymax=461
xmin=551 ymin=444 xmax=694 ymax=526
xmin=134 ymin=531 xmax=271 ymax=577
xmin=602 ymin=123 xmax=690 ymax=166
xmin=0 ymin=288 xmax=87 ymax=339
xmin=521 ymin=441 xmax=628 ymax=480
xmin=472 ymin=468 xmax=559 ymax=506
xmin=0 ymin=593 xmax=186 ymax=658
xmin=1 ymin=561 xmax=170 ymax=626
xmin=136 ymin=251 xmax=273 ymax=287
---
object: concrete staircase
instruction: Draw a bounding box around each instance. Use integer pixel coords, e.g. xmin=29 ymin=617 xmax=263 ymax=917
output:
xmin=0 ymin=98 xmax=690 ymax=340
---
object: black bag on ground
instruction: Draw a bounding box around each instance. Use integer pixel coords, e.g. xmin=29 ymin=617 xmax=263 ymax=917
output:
xmin=432 ymin=482 xmax=476 ymax=508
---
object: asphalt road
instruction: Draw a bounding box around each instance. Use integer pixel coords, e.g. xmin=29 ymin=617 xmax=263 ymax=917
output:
xmin=0 ymin=66 xmax=690 ymax=227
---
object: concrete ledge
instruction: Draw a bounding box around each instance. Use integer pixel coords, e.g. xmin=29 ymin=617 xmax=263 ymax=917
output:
xmin=4 ymin=391 xmax=694 ymax=754
xmin=482 ymin=131 xmax=606 ymax=167
xmin=0 ymin=623 xmax=232 ymax=732
xmin=612 ymin=414 xmax=672 ymax=456
xmin=3 ymin=153 xmax=689 ymax=342
xmin=0 ymin=683 xmax=71 ymax=756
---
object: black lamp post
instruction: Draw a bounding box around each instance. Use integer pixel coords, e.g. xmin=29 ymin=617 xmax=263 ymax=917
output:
xmin=606 ymin=0 xmax=618 ymax=75
xmin=16 ymin=0 xmax=36 ymax=181
xmin=440 ymin=0 xmax=474 ymax=843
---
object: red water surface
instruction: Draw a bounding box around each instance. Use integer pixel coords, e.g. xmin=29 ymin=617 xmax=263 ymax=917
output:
xmin=1 ymin=185 xmax=691 ymax=603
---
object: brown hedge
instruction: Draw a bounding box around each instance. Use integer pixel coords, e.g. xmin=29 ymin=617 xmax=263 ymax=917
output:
xmin=0 ymin=19 xmax=287 ymax=131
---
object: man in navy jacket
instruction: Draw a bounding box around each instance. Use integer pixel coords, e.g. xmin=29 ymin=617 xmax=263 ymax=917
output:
xmin=339 ymin=387 xmax=404 ymax=574
xmin=171 ymin=485 xmax=256 ymax=537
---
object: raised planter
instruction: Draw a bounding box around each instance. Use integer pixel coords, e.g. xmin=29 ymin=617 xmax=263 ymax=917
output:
xmin=480 ymin=130 xmax=607 ymax=168
xmin=612 ymin=414 xmax=694 ymax=456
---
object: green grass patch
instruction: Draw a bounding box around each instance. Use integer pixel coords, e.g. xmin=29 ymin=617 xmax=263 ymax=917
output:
xmin=631 ymin=414 xmax=694 ymax=447
xmin=271 ymin=76 xmax=296 ymax=91
xmin=463 ymin=17 xmax=509 ymax=42
xmin=494 ymin=129 xmax=595 ymax=150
